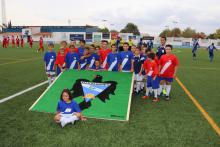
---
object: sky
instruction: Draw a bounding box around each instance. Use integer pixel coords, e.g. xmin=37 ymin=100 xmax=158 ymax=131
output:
xmin=1 ymin=0 xmax=220 ymax=35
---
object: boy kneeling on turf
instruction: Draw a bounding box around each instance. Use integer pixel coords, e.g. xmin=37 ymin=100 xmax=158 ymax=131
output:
xmin=142 ymin=52 xmax=160 ymax=102
xmin=54 ymin=89 xmax=86 ymax=128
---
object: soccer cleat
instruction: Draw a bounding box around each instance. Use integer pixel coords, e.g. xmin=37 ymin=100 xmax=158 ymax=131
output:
xmin=152 ymin=97 xmax=159 ymax=102
xmin=142 ymin=95 xmax=149 ymax=99
xmin=165 ymin=96 xmax=170 ymax=101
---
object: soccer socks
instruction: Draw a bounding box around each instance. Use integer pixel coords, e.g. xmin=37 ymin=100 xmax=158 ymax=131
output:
xmin=145 ymin=87 xmax=152 ymax=96
xmin=153 ymin=89 xmax=158 ymax=98
xmin=47 ymin=76 xmax=51 ymax=85
xmin=136 ymin=82 xmax=141 ymax=92
xmin=158 ymin=85 xmax=163 ymax=95
xmin=165 ymin=85 xmax=171 ymax=96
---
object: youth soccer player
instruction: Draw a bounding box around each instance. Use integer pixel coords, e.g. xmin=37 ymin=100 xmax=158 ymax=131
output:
xmin=120 ymin=42 xmax=134 ymax=72
xmin=65 ymin=45 xmax=80 ymax=70
xmin=158 ymin=44 xmax=179 ymax=101
xmin=147 ymin=39 xmax=153 ymax=49
xmin=192 ymin=38 xmax=199 ymax=60
xmin=156 ymin=36 xmax=166 ymax=59
xmin=44 ymin=43 xmax=56 ymax=85
xmin=29 ymin=37 xmax=33 ymax=48
xmin=78 ymin=39 xmax=86 ymax=57
xmin=142 ymin=52 xmax=160 ymax=101
xmin=38 ymin=37 xmax=44 ymax=52
xmin=55 ymin=48 xmax=66 ymax=76
xmin=133 ymin=47 xmax=145 ymax=94
xmin=79 ymin=46 xmax=90 ymax=70
xmin=207 ymin=43 xmax=217 ymax=62
xmin=88 ymin=44 xmax=100 ymax=70
xmin=11 ymin=35 xmax=15 ymax=48
xmin=107 ymin=44 xmax=121 ymax=71
xmin=98 ymin=40 xmax=111 ymax=69
xmin=16 ymin=36 xmax=20 ymax=48
xmin=20 ymin=37 xmax=24 ymax=48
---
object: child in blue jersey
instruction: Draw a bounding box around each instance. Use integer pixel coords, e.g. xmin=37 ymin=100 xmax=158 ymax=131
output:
xmin=88 ymin=44 xmax=100 ymax=70
xmin=44 ymin=43 xmax=56 ymax=85
xmin=120 ymin=42 xmax=134 ymax=72
xmin=192 ymin=39 xmax=200 ymax=60
xmin=79 ymin=46 xmax=90 ymax=70
xmin=207 ymin=43 xmax=217 ymax=62
xmin=107 ymin=44 xmax=121 ymax=71
xmin=54 ymin=89 xmax=86 ymax=128
xmin=92 ymin=60 xmax=104 ymax=71
xmin=133 ymin=47 xmax=145 ymax=94
xmin=147 ymin=39 xmax=153 ymax=49
xmin=65 ymin=45 xmax=80 ymax=70
xmin=156 ymin=36 xmax=166 ymax=59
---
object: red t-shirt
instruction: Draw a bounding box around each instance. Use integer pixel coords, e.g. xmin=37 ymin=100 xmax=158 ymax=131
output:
xmin=57 ymin=48 xmax=77 ymax=57
xmin=98 ymin=48 xmax=111 ymax=68
xmin=159 ymin=54 xmax=179 ymax=78
xmin=55 ymin=54 xmax=65 ymax=68
xmin=143 ymin=59 xmax=159 ymax=78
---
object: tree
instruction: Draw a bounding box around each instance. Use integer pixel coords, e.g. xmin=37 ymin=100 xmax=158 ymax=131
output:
xmin=159 ymin=29 xmax=172 ymax=37
xmin=120 ymin=23 xmax=140 ymax=35
xmin=214 ymin=28 xmax=220 ymax=39
xmin=207 ymin=33 xmax=216 ymax=39
xmin=98 ymin=27 xmax=109 ymax=33
xmin=194 ymin=32 xmax=206 ymax=39
xmin=171 ymin=28 xmax=181 ymax=37
xmin=181 ymin=27 xmax=196 ymax=38
xmin=110 ymin=29 xmax=118 ymax=33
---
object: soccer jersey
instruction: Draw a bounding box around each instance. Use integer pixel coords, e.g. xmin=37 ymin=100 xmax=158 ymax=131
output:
xmin=159 ymin=54 xmax=179 ymax=78
xmin=208 ymin=45 xmax=216 ymax=53
xmin=133 ymin=54 xmax=146 ymax=74
xmin=55 ymin=54 xmax=66 ymax=75
xmin=99 ymin=48 xmax=111 ymax=69
xmin=88 ymin=53 xmax=100 ymax=69
xmin=80 ymin=57 xmax=90 ymax=70
xmin=156 ymin=45 xmax=166 ymax=59
xmin=44 ymin=51 xmax=56 ymax=71
xmin=192 ymin=40 xmax=199 ymax=52
xmin=56 ymin=100 xmax=81 ymax=114
xmin=107 ymin=52 xmax=121 ymax=71
xmin=65 ymin=52 xmax=80 ymax=69
xmin=143 ymin=59 xmax=159 ymax=78
xmin=57 ymin=48 xmax=71 ymax=57
xmin=120 ymin=51 xmax=133 ymax=71
xmin=78 ymin=46 xmax=85 ymax=57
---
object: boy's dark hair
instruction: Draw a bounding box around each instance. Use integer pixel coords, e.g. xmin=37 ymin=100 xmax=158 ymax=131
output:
xmin=90 ymin=44 xmax=96 ymax=48
xmin=161 ymin=36 xmax=167 ymax=41
xmin=123 ymin=42 xmax=129 ymax=46
xmin=165 ymin=44 xmax=173 ymax=50
xmin=145 ymin=48 xmax=152 ymax=53
xmin=143 ymin=43 xmax=147 ymax=47
xmin=69 ymin=44 xmax=75 ymax=49
xmin=48 ymin=42 xmax=54 ymax=47
xmin=111 ymin=44 xmax=116 ymax=47
xmin=80 ymin=39 xmax=86 ymax=44
xmin=61 ymin=41 xmax=67 ymax=45
xmin=136 ymin=46 xmax=141 ymax=51
xmin=60 ymin=89 xmax=73 ymax=100
xmin=101 ymin=40 xmax=108 ymax=44
xmin=85 ymin=46 xmax=90 ymax=50
xmin=148 ymin=52 xmax=155 ymax=60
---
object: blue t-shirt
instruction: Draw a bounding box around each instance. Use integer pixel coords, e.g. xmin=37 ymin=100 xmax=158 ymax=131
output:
xmin=107 ymin=52 xmax=121 ymax=71
xmin=78 ymin=46 xmax=85 ymax=57
xmin=156 ymin=46 xmax=166 ymax=59
xmin=44 ymin=51 xmax=56 ymax=71
xmin=88 ymin=53 xmax=100 ymax=69
xmin=65 ymin=52 xmax=80 ymax=69
xmin=133 ymin=54 xmax=146 ymax=74
xmin=56 ymin=100 xmax=81 ymax=114
xmin=80 ymin=57 xmax=89 ymax=70
xmin=120 ymin=51 xmax=134 ymax=71
xmin=208 ymin=45 xmax=216 ymax=53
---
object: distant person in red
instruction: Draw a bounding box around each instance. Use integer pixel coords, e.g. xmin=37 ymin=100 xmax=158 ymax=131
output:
xmin=38 ymin=37 xmax=44 ymax=52
xmin=11 ymin=35 xmax=15 ymax=48
xmin=6 ymin=37 xmax=10 ymax=48
xmin=29 ymin=37 xmax=33 ymax=48
xmin=20 ymin=36 xmax=24 ymax=48
xmin=16 ymin=36 xmax=20 ymax=48
xmin=98 ymin=40 xmax=111 ymax=69
xmin=2 ymin=36 xmax=6 ymax=48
